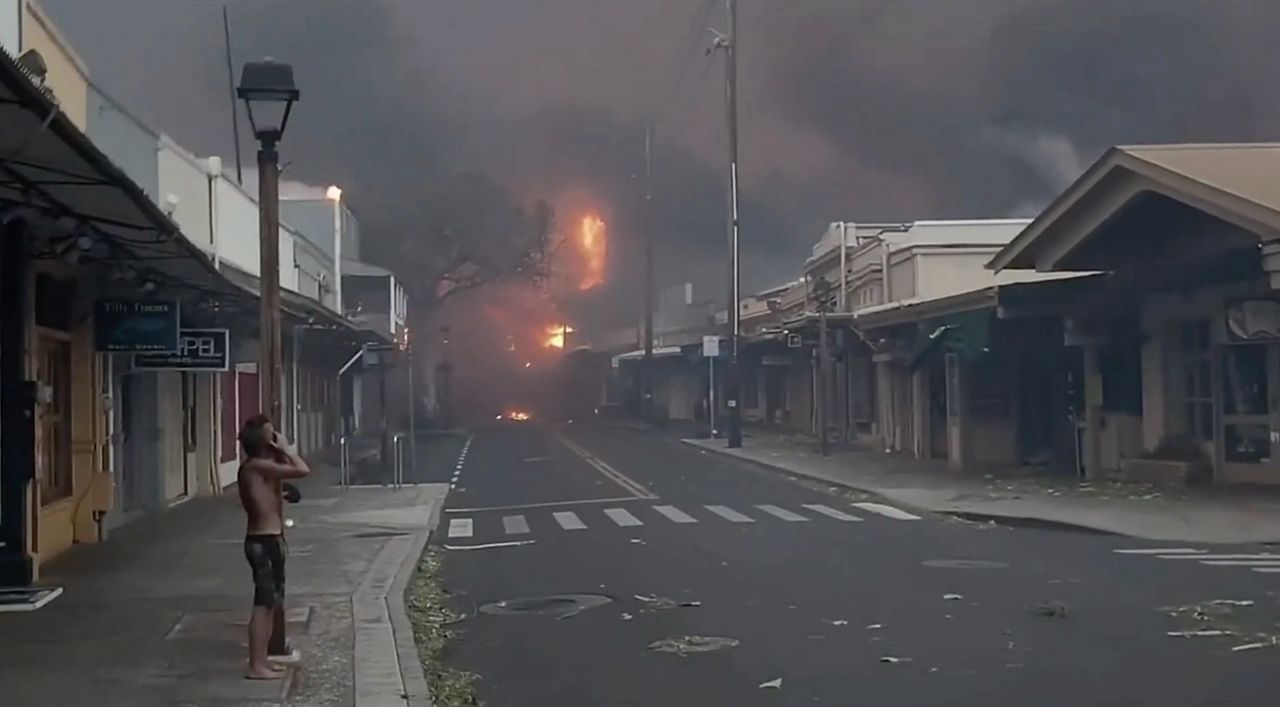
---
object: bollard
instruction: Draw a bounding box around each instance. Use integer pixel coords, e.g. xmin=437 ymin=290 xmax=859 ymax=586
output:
xmin=393 ymin=433 xmax=405 ymax=490
xmin=339 ymin=435 xmax=350 ymax=490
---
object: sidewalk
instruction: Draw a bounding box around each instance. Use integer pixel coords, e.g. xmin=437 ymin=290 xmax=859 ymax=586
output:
xmin=0 ymin=467 xmax=446 ymax=706
xmin=684 ymin=433 xmax=1280 ymax=544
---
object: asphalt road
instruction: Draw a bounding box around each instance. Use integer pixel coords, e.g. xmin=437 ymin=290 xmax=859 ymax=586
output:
xmin=433 ymin=422 xmax=1280 ymax=706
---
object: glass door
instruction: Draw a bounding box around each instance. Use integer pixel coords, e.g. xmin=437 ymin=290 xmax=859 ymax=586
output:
xmin=1220 ymin=342 xmax=1273 ymax=480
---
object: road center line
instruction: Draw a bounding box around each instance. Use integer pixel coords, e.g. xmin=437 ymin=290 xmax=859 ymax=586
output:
xmin=554 ymin=432 xmax=658 ymax=500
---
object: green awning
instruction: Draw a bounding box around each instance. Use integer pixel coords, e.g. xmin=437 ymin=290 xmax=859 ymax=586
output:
xmin=904 ymin=310 xmax=992 ymax=371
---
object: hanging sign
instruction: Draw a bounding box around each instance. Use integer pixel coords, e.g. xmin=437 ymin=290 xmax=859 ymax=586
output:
xmin=134 ymin=329 xmax=230 ymax=371
xmin=94 ymin=300 xmax=179 ymax=353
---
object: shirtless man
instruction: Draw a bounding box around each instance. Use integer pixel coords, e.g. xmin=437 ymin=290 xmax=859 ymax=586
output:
xmin=237 ymin=414 xmax=310 ymax=679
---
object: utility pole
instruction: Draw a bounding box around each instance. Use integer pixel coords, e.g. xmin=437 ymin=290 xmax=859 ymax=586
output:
xmin=815 ymin=276 xmax=833 ymax=457
xmin=642 ymin=122 xmax=655 ymax=422
xmin=717 ymin=0 xmax=743 ymax=448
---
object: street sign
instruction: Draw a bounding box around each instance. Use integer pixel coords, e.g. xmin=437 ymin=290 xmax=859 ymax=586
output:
xmin=786 ymin=333 xmax=802 ymax=348
xmin=94 ymin=299 xmax=179 ymax=353
xmin=363 ymin=343 xmax=398 ymax=368
xmin=134 ymin=329 xmax=230 ymax=371
xmin=702 ymin=335 xmax=720 ymax=358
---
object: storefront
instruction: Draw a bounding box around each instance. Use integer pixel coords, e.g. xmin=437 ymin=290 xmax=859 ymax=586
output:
xmin=0 ymin=50 xmax=247 ymax=584
xmin=990 ymin=144 xmax=1280 ymax=484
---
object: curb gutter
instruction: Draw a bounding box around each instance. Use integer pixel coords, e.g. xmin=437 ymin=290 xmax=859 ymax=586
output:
xmin=680 ymin=439 xmax=1141 ymax=539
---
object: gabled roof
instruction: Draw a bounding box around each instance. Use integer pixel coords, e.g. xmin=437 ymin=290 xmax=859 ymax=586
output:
xmin=989 ymin=143 xmax=1280 ymax=272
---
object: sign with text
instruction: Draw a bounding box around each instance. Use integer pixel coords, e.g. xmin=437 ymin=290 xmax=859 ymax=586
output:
xmin=94 ymin=300 xmax=179 ymax=353
xmin=134 ymin=329 xmax=230 ymax=371
xmin=702 ymin=335 xmax=720 ymax=358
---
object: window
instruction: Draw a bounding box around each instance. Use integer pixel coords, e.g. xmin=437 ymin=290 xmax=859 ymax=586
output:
xmin=1180 ymin=320 xmax=1213 ymax=442
xmin=37 ymin=337 xmax=73 ymax=504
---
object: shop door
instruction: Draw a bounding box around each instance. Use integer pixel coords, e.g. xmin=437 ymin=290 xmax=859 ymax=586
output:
xmin=1220 ymin=342 xmax=1276 ymax=482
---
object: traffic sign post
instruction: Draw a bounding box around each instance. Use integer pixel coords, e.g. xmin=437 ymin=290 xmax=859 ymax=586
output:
xmin=703 ymin=336 xmax=720 ymax=438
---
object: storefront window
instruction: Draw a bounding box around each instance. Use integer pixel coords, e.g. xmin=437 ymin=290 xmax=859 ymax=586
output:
xmin=37 ymin=337 xmax=72 ymax=504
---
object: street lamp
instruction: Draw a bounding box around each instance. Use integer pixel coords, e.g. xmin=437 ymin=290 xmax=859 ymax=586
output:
xmin=238 ymin=58 xmax=298 ymax=661
xmin=237 ymin=58 xmax=299 ymax=430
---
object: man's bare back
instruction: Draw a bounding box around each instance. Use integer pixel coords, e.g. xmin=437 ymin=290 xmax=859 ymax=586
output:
xmin=238 ymin=460 xmax=285 ymax=535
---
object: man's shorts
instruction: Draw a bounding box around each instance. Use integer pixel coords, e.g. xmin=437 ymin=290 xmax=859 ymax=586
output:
xmin=244 ymin=534 xmax=287 ymax=608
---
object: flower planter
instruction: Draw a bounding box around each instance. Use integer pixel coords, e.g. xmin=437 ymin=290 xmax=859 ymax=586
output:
xmin=1121 ymin=458 xmax=1210 ymax=485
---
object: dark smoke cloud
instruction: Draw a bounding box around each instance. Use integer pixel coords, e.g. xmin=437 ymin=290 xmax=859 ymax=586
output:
xmin=42 ymin=0 xmax=1280 ymax=326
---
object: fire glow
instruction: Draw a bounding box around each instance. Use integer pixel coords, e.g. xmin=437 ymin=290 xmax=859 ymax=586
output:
xmin=544 ymin=323 xmax=575 ymax=349
xmin=577 ymin=214 xmax=606 ymax=291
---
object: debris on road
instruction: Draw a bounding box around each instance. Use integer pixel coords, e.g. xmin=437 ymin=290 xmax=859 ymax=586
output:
xmin=621 ymin=613 xmax=634 ymax=621
xmin=822 ymin=619 xmax=849 ymax=626
xmin=1031 ymin=601 xmax=1070 ymax=618
xmin=629 ymin=538 xmax=646 ymax=544
xmin=865 ymin=623 xmax=883 ymax=630
xmin=1167 ymin=630 xmax=1235 ymax=638
xmin=943 ymin=593 xmax=964 ymax=601
xmin=1208 ymin=599 xmax=1255 ymax=608
xmin=634 ymin=594 xmax=699 ymax=611
xmin=1231 ymin=638 xmax=1278 ymax=652
xmin=758 ymin=678 xmax=783 ymax=689
xmin=648 ymin=635 xmax=740 ymax=656
xmin=880 ymin=656 xmax=912 ymax=663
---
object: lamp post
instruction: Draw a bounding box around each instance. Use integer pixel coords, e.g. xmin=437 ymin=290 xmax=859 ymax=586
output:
xmin=238 ymin=57 xmax=298 ymax=661
xmin=237 ymin=57 xmax=298 ymax=428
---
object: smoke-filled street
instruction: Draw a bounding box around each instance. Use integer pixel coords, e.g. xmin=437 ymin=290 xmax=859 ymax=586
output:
xmin=9 ymin=1 xmax=1280 ymax=705
xmin=436 ymin=423 xmax=1280 ymax=706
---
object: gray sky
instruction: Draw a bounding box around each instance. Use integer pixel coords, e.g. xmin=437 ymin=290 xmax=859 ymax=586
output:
xmin=42 ymin=0 xmax=1280 ymax=321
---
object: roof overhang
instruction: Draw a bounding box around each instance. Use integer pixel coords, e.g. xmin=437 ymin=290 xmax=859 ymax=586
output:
xmin=0 ymin=49 xmax=241 ymax=300
xmin=989 ymin=144 xmax=1280 ymax=273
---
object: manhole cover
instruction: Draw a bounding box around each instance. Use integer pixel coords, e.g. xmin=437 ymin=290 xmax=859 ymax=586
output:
xmin=479 ymin=593 xmax=612 ymax=618
xmin=922 ymin=559 xmax=1009 ymax=570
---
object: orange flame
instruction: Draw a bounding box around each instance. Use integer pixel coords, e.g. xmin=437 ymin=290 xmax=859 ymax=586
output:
xmin=578 ymin=215 xmax=606 ymax=291
xmin=543 ymin=323 xmax=575 ymax=349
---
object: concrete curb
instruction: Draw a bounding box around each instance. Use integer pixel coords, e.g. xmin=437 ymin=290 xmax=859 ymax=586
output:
xmin=388 ymin=494 xmax=444 ymax=707
xmin=680 ymin=439 xmax=1143 ymax=539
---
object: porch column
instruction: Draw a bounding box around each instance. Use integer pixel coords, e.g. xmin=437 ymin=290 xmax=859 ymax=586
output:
xmin=0 ymin=220 xmax=35 ymax=585
xmin=945 ymin=353 xmax=969 ymax=472
xmin=1082 ymin=342 xmax=1104 ymax=479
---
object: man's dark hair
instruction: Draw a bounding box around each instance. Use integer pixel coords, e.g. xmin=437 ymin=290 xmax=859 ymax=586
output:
xmin=239 ymin=414 xmax=273 ymax=458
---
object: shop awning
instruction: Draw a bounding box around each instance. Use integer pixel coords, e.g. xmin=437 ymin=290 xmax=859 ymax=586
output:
xmin=0 ymin=49 xmax=242 ymax=300
xmin=611 ymin=346 xmax=683 ymax=367
xmin=904 ymin=310 xmax=992 ymax=371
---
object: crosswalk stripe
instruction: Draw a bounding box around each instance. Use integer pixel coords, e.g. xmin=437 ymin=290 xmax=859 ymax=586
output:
xmin=1201 ymin=560 xmax=1280 ymax=566
xmin=1114 ymin=548 xmax=1205 ymax=555
xmin=604 ymin=508 xmax=644 ymax=527
xmin=652 ymin=505 xmax=699 ymax=524
xmin=802 ymin=504 xmax=863 ymax=521
xmin=553 ymin=511 xmax=587 ymax=530
xmin=755 ymin=504 xmax=809 ymax=522
xmin=447 ymin=518 xmax=474 ymax=539
xmin=1159 ymin=554 xmax=1280 ymax=561
xmin=852 ymin=502 xmax=921 ymax=520
xmin=705 ymin=505 xmax=754 ymax=523
xmin=503 ymin=515 xmax=530 ymax=535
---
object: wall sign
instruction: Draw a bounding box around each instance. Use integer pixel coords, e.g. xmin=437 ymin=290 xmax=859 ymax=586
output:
xmin=94 ymin=300 xmax=179 ymax=353
xmin=134 ymin=329 xmax=230 ymax=371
